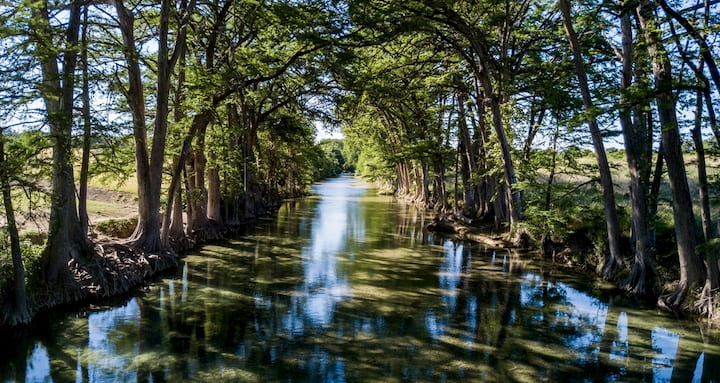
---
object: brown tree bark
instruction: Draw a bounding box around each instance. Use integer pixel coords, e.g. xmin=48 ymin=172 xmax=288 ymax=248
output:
xmin=619 ymin=3 xmax=655 ymax=296
xmin=31 ymin=0 xmax=91 ymax=285
xmin=162 ymin=38 xmax=188 ymax=248
xmin=693 ymin=85 xmax=713 ymax=242
xmin=426 ymin=4 xmax=522 ymax=225
xmin=0 ymin=133 xmax=29 ymax=324
xmin=558 ymin=0 xmax=623 ymax=279
xmin=637 ymin=0 xmax=704 ymax=309
xmin=115 ymin=0 xmax=195 ymax=252
xmin=457 ymin=93 xmax=478 ymax=217
xmin=207 ymin=150 xmax=222 ymax=223
xmin=78 ymin=5 xmax=91 ymax=238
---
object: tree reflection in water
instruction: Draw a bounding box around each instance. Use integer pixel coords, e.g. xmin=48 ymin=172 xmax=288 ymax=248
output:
xmin=1 ymin=176 xmax=719 ymax=382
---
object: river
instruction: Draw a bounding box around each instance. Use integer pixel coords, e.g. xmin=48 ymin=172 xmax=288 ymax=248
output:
xmin=1 ymin=176 xmax=719 ymax=382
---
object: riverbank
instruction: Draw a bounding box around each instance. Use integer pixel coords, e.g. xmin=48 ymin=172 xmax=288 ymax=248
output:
xmin=0 ymin=195 xmax=284 ymax=327
xmin=426 ymin=211 xmax=720 ymax=322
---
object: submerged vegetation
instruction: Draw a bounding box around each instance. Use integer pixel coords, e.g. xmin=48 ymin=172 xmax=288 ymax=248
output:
xmin=0 ymin=0 xmax=719 ymax=325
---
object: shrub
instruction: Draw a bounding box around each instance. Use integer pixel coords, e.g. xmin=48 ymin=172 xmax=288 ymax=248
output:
xmin=94 ymin=217 xmax=138 ymax=238
xmin=0 ymin=228 xmax=44 ymax=294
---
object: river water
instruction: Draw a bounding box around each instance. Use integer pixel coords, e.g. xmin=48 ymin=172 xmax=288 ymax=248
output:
xmin=1 ymin=176 xmax=719 ymax=382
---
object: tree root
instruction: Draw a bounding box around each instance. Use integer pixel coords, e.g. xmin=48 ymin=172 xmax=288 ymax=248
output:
xmin=426 ymin=215 xmax=513 ymax=248
xmin=621 ymin=261 xmax=657 ymax=298
xmin=658 ymin=281 xmax=690 ymax=313
xmin=693 ymin=292 xmax=718 ymax=321
xmin=1 ymin=241 xmax=177 ymax=327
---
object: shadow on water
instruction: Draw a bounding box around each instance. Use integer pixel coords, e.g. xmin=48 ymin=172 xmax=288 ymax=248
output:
xmin=2 ymin=175 xmax=720 ymax=382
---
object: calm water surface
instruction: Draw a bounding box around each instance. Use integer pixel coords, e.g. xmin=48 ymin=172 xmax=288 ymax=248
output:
xmin=2 ymin=176 xmax=719 ymax=382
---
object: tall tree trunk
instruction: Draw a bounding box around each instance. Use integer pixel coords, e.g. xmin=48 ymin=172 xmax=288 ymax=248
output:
xmin=78 ymin=6 xmax=91 ymax=238
xmin=457 ymin=94 xmax=478 ymax=217
xmin=637 ymin=0 xmax=704 ymax=309
xmin=115 ymin=0 xmax=157 ymax=250
xmin=469 ymin=90 xmax=492 ymax=218
xmin=440 ymin=6 xmax=522 ymax=225
xmin=188 ymin=118 xmax=218 ymax=242
xmin=648 ymin=141 xmax=664 ymax=250
xmin=483 ymin=78 xmax=521 ymax=225
xmin=619 ymin=3 xmax=655 ymax=296
xmin=693 ymin=63 xmax=719 ymax=319
xmin=162 ymin=42 xmax=188 ymax=248
xmin=207 ymin=151 xmax=222 ymax=223
xmin=183 ymin=160 xmax=195 ymax=237
xmin=31 ymin=0 xmax=91 ymax=286
xmin=558 ymin=0 xmax=623 ymax=279
xmin=0 ymin=133 xmax=29 ymax=324
xmin=115 ymin=0 xmax=194 ymax=252
xmin=693 ymin=86 xmax=713 ymax=242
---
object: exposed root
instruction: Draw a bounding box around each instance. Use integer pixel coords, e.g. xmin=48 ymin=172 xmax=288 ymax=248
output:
xmin=621 ymin=261 xmax=657 ymax=298
xmin=72 ymin=243 xmax=177 ymax=298
xmin=600 ymin=256 xmax=621 ymax=282
xmin=1 ymin=241 xmax=177 ymax=327
xmin=426 ymin=214 xmax=513 ymax=248
xmin=658 ymin=281 xmax=690 ymax=313
xmin=693 ymin=291 xmax=718 ymax=321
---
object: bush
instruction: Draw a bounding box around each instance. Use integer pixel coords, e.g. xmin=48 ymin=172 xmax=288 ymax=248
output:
xmin=94 ymin=217 xmax=138 ymax=238
xmin=20 ymin=230 xmax=46 ymax=245
xmin=0 ymin=228 xmax=44 ymax=294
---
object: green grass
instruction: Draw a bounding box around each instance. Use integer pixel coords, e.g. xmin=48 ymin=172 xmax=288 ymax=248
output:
xmin=87 ymin=176 xmax=138 ymax=195
xmin=85 ymin=200 xmax=136 ymax=219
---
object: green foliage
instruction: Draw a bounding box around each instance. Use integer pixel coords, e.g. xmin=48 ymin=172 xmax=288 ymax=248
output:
xmin=0 ymin=227 xmax=44 ymax=294
xmin=318 ymin=139 xmax=346 ymax=175
xmin=94 ymin=217 xmax=139 ymax=239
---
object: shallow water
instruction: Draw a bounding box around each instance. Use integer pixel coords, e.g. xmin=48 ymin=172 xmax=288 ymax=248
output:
xmin=1 ymin=176 xmax=719 ymax=382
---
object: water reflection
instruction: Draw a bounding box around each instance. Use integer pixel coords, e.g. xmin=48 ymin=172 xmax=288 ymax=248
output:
xmin=291 ymin=179 xmax=364 ymax=329
xmin=1 ymin=176 xmax=719 ymax=382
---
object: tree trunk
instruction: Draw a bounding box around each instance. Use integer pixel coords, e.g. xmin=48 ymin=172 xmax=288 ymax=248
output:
xmin=115 ymin=0 xmax=194 ymax=252
xmin=31 ymin=0 xmax=91 ymax=286
xmin=457 ymin=94 xmax=478 ymax=217
xmin=619 ymin=4 xmax=655 ymax=296
xmin=78 ymin=6 xmax=91 ymax=238
xmin=637 ymin=0 xmax=704 ymax=309
xmin=523 ymin=107 xmax=546 ymax=162
xmin=441 ymin=6 xmax=522 ymax=225
xmin=207 ymin=152 xmax=222 ymax=223
xmin=545 ymin=125 xmax=560 ymax=211
xmin=183 ymin=160 xmax=195 ymax=238
xmin=162 ymin=44 xmax=188 ymax=248
xmin=692 ymin=63 xmax=714 ymax=242
xmin=485 ymin=81 xmax=521 ymax=225
xmin=0 ymin=134 xmax=29 ymax=324
xmin=188 ymin=116 xmax=219 ymax=242
xmin=169 ymin=186 xmax=188 ymax=249
xmin=559 ymin=0 xmax=623 ymax=279
xmin=469 ymin=88 xmax=492 ymax=218
xmin=648 ymin=141 xmax=664 ymax=250
xmin=693 ymin=65 xmax=718 ymax=319
xmin=114 ymin=0 xmax=157 ymax=250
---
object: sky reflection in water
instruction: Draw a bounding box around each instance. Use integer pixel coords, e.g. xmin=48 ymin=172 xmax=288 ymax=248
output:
xmin=2 ymin=176 xmax=719 ymax=382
